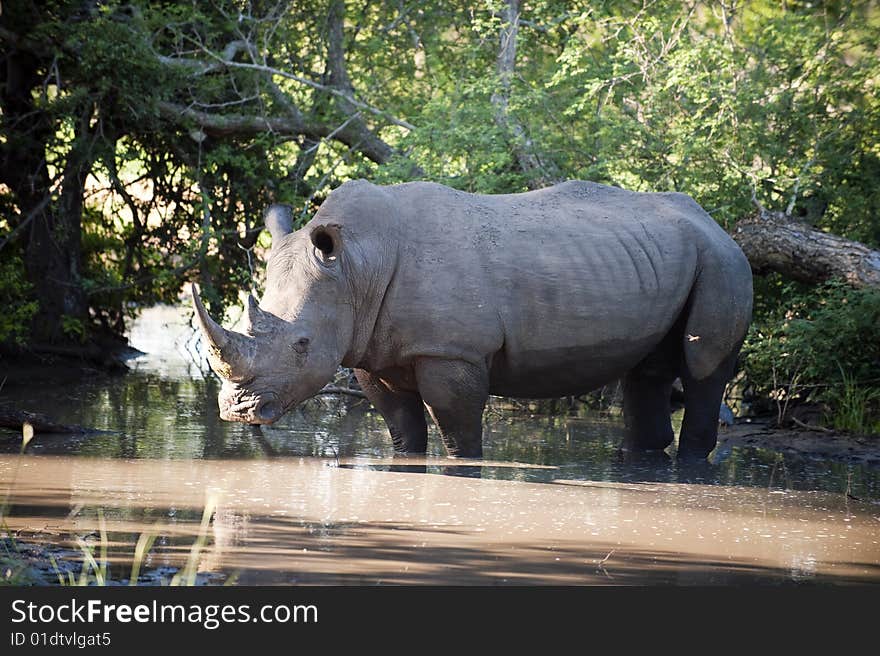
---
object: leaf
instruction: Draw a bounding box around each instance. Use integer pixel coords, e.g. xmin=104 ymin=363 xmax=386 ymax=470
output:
xmin=21 ymin=423 xmax=34 ymax=449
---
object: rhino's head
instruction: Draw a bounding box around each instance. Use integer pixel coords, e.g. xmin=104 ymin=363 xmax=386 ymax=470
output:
xmin=192 ymin=204 xmax=354 ymax=425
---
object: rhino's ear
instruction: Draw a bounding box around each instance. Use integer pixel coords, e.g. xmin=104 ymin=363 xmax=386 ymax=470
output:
xmin=263 ymin=204 xmax=294 ymax=245
xmin=310 ymin=223 xmax=342 ymax=266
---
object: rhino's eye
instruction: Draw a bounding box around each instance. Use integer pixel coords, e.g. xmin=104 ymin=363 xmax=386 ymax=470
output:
xmin=293 ymin=337 xmax=310 ymax=354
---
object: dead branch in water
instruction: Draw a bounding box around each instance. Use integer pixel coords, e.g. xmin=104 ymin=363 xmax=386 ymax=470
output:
xmin=789 ymin=416 xmax=834 ymax=433
xmin=0 ymin=409 xmax=109 ymax=435
xmin=315 ymin=385 xmax=367 ymax=399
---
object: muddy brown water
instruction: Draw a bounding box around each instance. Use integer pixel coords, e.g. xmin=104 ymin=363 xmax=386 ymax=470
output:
xmin=1 ymin=305 xmax=879 ymax=585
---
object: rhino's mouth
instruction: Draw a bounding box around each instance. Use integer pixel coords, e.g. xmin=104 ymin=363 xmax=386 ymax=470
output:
xmin=257 ymin=400 xmax=280 ymax=421
xmin=221 ymin=390 xmax=286 ymax=425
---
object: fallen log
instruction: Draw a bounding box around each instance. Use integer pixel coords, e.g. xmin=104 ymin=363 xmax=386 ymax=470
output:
xmin=0 ymin=409 xmax=107 ymax=435
xmin=732 ymin=209 xmax=880 ymax=288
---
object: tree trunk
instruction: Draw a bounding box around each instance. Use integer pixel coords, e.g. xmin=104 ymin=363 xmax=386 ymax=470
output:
xmin=732 ymin=210 xmax=880 ymax=288
xmin=491 ymin=0 xmax=562 ymax=189
xmin=1 ymin=41 xmax=92 ymax=342
xmin=23 ymin=115 xmax=93 ymax=342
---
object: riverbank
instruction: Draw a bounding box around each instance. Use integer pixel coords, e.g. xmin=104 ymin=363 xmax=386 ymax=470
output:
xmin=0 ymin=536 xmax=229 ymax=586
xmin=717 ymin=419 xmax=880 ymax=469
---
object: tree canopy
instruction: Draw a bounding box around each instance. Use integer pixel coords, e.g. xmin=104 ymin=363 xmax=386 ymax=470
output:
xmin=1 ymin=1 xmax=878 ymax=364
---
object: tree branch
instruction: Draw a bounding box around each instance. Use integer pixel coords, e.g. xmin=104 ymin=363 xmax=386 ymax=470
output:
xmin=188 ymin=45 xmax=415 ymax=131
xmin=315 ymin=385 xmax=367 ymax=399
xmin=155 ymin=31 xmax=404 ymax=165
xmin=157 ymin=101 xmax=393 ymax=164
xmin=0 ymin=195 xmax=51 ymax=253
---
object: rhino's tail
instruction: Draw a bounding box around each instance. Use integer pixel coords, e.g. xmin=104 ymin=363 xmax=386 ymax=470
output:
xmin=681 ymin=246 xmax=753 ymax=382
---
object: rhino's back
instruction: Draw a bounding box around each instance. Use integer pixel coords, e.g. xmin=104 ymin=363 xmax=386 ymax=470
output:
xmin=353 ymin=180 xmax=741 ymax=395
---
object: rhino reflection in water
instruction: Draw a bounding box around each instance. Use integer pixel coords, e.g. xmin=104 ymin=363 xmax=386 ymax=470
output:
xmin=193 ymin=179 xmax=752 ymax=459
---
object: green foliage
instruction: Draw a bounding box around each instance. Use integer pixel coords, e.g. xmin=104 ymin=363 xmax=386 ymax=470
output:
xmin=1 ymin=533 xmax=41 ymax=586
xmin=828 ymin=365 xmax=880 ymax=434
xmin=376 ymin=79 xmax=527 ymax=193
xmin=369 ymin=1 xmax=880 ymax=243
xmin=0 ymin=256 xmax=38 ymax=346
xmin=60 ymin=315 xmax=86 ymax=342
xmin=741 ymin=281 xmax=880 ymax=431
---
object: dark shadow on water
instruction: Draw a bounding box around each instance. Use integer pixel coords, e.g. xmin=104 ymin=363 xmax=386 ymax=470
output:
xmin=230 ymin=515 xmax=880 ymax=585
xmin=336 ymin=463 xmax=483 ymax=478
xmin=388 ymin=453 xmax=427 ymax=474
xmin=9 ymin=509 xmax=880 ymax=586
xmin=335 ymin=463 xmax=429 ymax=475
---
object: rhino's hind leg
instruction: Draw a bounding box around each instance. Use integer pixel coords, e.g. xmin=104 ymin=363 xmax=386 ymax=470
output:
xmin=354 ymin=369 xmax=428 ymax=454
xmin=678 ymin=257 xmax=751 ymax=459
xmin=414 ymin=358 xmax=488 ymax=458
xmin=622 ymin=322 xmax=681 ymax=451
xmin=678 ymin=353 xmax=738 ymax=459
xmin=622 ymin=371 xmax=676 ymax=451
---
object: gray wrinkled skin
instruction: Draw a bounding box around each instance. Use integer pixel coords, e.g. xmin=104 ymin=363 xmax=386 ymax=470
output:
xmin=194 ymin=179 xmax=753 ymax=460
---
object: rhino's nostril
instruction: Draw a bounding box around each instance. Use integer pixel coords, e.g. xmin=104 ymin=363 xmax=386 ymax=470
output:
xmin=259 ymin=401 xmax=279 ymax=422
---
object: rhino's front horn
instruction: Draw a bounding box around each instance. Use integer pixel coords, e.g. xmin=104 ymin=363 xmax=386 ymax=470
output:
xmin=191 ymin=283 xmax=252 ymax=379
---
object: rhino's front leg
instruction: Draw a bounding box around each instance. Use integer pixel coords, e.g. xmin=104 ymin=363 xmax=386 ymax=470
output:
xmin=354 ymin=369 xmax=428 ymax=454
xmin=414 ymin=358 xmax=489 ymax=458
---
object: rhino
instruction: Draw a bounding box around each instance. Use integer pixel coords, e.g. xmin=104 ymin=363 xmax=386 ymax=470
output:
xmin=192 ymin=179 xmax=752 ymax=459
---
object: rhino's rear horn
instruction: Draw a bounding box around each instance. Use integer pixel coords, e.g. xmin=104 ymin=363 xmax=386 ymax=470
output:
xmin=264 ymin=204 xmax=293 ymax=244
xmin=245 ymin=293 xmax=273 ymax=334
xmin=191 ymin=283 xmax=253 ymax=379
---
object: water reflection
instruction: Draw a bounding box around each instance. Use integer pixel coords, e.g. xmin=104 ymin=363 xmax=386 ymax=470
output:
xmin=3 ymin=346 xmax=880 ymax=501
xmin=3 ymin=345 xmax=880 ymax=501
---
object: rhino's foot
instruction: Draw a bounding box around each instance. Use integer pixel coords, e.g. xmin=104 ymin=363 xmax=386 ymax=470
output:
xmin=676 ymin=442 xmax=716 ymax=460
xmin=444 ymin=445 xmax=483 ymax=459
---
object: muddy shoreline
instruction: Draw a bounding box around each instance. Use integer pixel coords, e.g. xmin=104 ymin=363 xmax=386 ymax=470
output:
xmin=717 ymin=419 xmax=880 ymax=468
xmin=1 ymin=537 xmax=229 ymax=586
